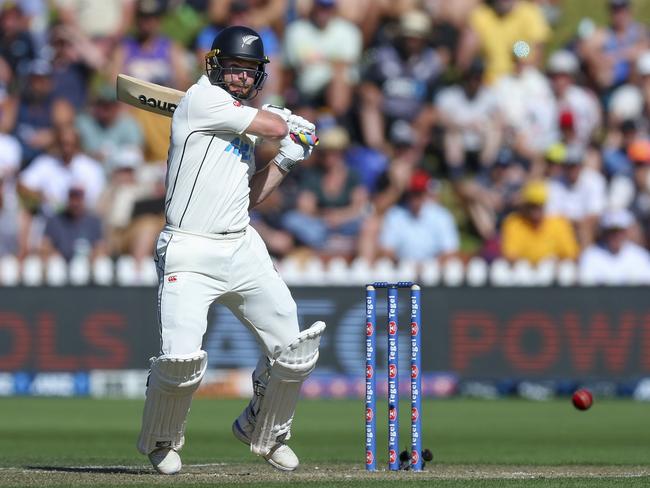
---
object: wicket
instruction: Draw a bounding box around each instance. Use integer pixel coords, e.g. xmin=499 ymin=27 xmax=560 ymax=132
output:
xmin=365 ymin=281 xmax=422 ymax=471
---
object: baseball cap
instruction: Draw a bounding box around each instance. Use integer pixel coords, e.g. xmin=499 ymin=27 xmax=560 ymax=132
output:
xmin=408 ymin=169 xmax=435 ymax=193
xmin=627 ymin=139 xmax=650 ymax=164
xmin=600 ymin=208 xmax=633 ymax=230
xmin=559 ymin=110 xmax=575 ymax=130
xmin=398 ymin=10 xmax=432 ymax=38
xmin=547 ymin=50 xmax=579 ymax=75
xmin=544 ymin=142 xmax=567 ymax=164
xmin=521 ymin=180 xmax=548 ymax=205
xmin=637 ymin=51 xmax=650 ymax=76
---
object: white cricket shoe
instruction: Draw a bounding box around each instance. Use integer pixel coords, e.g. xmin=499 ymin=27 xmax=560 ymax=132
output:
xmin=148 ymin=447 xmax=182 ymax=475
xmin=232 ymin=410 xmax=299 ymax=471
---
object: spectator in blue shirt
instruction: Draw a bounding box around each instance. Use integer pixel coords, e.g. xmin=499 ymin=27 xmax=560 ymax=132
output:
xmin=379 ymin=169 xmax=459 ymax=262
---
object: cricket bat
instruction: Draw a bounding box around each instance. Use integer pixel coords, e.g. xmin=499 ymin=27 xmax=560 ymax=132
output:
xmin=116 ymin=74 xmax=318 ymax=145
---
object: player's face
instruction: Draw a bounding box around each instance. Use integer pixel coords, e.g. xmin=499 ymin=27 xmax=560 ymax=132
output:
xmin=221 ymin=58 xmax=260 ymax=98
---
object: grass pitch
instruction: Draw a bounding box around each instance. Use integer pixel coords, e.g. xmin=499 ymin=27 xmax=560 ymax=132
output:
xmin=0 ymin=397 xmax=648 ymax=487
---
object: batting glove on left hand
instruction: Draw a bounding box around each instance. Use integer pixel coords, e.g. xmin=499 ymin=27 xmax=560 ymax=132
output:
xmin=262 ymin=104 xmax=316 ymax=136
xmin=273 ymin=132 xmax=313 ymax=172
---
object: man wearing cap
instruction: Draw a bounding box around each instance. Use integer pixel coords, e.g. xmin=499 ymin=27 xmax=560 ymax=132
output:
xmin=501 ymin=180 xmax=579 ymax=264
xmin=544 ymin=143 xmax=607 ymax=247
xmin=579 ymin=208 xmax=650 ymax=284
xmin=547 ymin=50 xmax=601 ymax=148
xmin=359 ymin=9 xmax=445 ymax=151
xmin=378 ymin=169 xmax=459 ymax=262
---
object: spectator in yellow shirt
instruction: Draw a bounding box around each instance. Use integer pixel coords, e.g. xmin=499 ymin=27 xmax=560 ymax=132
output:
xmin=501 ymin=180 xmax=579 ymax=263
xmin=463 ymin=0 xmax=551 ymax=84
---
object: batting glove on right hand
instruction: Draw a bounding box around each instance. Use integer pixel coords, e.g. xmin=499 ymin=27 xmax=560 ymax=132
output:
xmin=273 ymin=132 xmax=313 ymax=172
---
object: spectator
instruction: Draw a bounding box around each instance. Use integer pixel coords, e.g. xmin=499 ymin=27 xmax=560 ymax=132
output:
xmin=48 ymin=23 xmax=107 ymax=110
xmin=283 ymin=0 xmax=362 ymax=118
xmin=52 ymin=0 xmax=135 ymax=57
xmin=0 ymin=3 xmax=37 ymax=79
xmin=545 ymin=143 xmax=607 ymax=247
xmin=40 ymin=186 xmax=107 ymax=262
xmin=357 ymin=122 xmax=423 ymax=262
xmin=501 ymin=180 xmax=579 ymax=264
xmin=0 ymin=132 xmax=21 ymax=257
xmin=434 ymin=59 xmax=502 ymax=179
xmin=461 ymin=0 xmax=551 ymax=83
xmin=546 ymin=50 xmax=602 ymax=149
xmin=17 ymin=124 xmax=105 ymax=256
xmin=579 ymin=209 xmax=650 ymax=285
xmin=608 ymin=139 xmax=650 ymax=246
xmin=18 ymin=124 xmax=105 ymax=215
xmin=0 ymin=175 xmax=19 ymax=256
xmin=494 ymin=43 xmax=558 ymax=158
xmin=195 ymin=0 xmax=284 ymax=105
xmin=359 ymin=9 xmax=445 ymax=151
xmin=2 ymin=59 xmax=74 ymax=164
xmin=456 ymin=146 xmax=525 ymax=244
xmin=580 ymin=0 xmax=648 ymax=93
xmin=108 ymin=0 xmax=190 ymax=163
xmin=282 ymin=125 xmax=369 ymax=258
xmin=76 ymin=83 xmax=144 ymax=164
xmin=379 ymin=169 xmax=459 ymax=262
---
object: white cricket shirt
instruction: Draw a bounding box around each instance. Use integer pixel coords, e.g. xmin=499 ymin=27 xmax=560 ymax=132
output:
xmin=164 ymin=75 xmax=259 ymax=234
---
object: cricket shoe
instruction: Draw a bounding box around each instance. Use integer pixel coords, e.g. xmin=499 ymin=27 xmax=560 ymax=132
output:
xmin=232 ymin=408 xmax=299 ymax=471
xmin=148 ymin=447 xmax=182 ymax=475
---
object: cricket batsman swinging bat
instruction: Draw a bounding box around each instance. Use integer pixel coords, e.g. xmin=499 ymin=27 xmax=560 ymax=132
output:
xmin=116 ymin=74 xmax=319 ymax=145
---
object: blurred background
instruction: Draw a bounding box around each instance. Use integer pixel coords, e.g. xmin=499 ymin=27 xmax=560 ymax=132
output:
xmin=1 ymin=0 xmax=650 ymax=402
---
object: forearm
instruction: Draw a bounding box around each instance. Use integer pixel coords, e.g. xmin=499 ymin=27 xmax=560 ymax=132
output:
xmin=249 ymin=162 xmax=287 ymax=209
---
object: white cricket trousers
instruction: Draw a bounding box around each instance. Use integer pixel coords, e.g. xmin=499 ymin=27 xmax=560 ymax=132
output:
xmin=154 ymin=225 xmax=299 ymax=359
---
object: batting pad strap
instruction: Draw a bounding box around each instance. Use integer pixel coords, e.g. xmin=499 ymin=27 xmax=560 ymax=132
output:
xmin=250 ymin=321 xmax=326 ymax=456
xmin=137 ymin=351 xmax=207 ymax=454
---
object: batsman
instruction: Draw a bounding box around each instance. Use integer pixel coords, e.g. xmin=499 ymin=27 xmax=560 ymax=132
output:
xmin=136 ymin=25 xmax=325 ymax=474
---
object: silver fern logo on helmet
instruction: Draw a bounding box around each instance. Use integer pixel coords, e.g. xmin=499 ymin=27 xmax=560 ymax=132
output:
xmin=241 ymin=35 xmax=259 ymax=48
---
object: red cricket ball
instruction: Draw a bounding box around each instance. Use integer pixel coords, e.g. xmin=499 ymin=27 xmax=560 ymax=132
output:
xmin=572 ymin=389 xmax=593 ymax=411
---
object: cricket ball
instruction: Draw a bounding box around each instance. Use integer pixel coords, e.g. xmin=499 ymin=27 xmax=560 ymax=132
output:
xmin=572 ymin=389 xmax=593 ymax=411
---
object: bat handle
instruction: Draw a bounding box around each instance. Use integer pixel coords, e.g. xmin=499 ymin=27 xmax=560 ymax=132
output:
xmin=290 ymin=132 xmax=319 ymax=146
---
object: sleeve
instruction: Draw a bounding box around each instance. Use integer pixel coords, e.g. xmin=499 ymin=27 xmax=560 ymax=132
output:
xmin=188 ymin=86 xmax=258 ymax=134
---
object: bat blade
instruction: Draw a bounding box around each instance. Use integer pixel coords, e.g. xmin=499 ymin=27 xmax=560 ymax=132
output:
xmin=116 ymin=74 xmax=184 ymax=118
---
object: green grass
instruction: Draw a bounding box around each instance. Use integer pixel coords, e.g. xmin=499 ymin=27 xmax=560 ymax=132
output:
xmin=0 ymin=398 xmax=648 ymax=487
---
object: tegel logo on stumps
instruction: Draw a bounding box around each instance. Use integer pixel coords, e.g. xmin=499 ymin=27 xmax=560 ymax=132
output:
xmin=138 ymin=94 xmax=177 ymax=114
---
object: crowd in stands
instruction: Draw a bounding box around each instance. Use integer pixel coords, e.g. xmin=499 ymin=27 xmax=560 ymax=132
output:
xmin=3 ymin=0 xmax=650 ymax=285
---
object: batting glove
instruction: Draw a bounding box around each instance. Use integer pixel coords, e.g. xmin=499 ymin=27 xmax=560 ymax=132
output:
xmin=273 ymin=132 xmax=313 ymax=172
xmin=262 ymin=104 xmax=316 ymax=138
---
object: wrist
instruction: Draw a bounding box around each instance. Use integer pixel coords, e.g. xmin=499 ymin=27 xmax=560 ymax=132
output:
xmin=272 ymin=154 xmax=298 ymax=172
